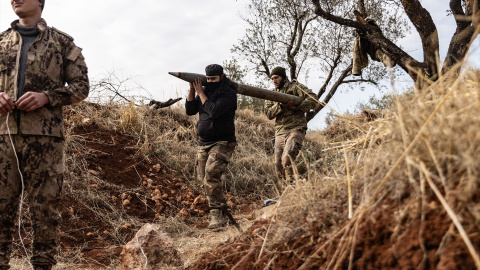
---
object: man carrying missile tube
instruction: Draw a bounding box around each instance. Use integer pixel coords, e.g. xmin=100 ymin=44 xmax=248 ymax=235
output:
xmin=185 ymin=64 xmax=237 ymax=230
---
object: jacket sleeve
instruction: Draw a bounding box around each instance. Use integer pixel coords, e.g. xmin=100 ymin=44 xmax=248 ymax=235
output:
xmin=185 ymin=96 xmax=200 ymax=115
xmin=264 ymin=99 xmax=281 ymax=120
xmin=202 ymin=89 xmax=237 ymax=118
xmin=44 ymin=40 xmax=89 ymax=107
xmin=295 ymin=83 xmax=317 ymax=112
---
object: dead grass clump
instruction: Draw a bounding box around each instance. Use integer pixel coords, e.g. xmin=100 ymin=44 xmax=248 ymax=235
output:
xmin=297 ymin=67 xmax=480 ymax=268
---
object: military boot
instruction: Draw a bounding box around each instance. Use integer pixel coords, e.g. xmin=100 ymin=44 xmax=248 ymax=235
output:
xmin=208 ymin=209 xmax=227 ymax=230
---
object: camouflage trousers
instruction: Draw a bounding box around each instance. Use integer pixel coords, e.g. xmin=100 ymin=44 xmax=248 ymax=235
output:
xmin=196 ymin=141 xmax=236 ymax=209
xmin=0 ymin=135 xmax=64 ymax=268
xmin=274 ymin=129 xmax=305 ymax=186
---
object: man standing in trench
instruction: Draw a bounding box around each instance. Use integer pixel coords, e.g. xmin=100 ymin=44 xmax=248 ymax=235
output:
xmin=265 ymin=67 xmax=316 ymax=190
xmin=0 ymin=0 xmax=89 ymax=269
xmin=186 ymin=64 xmax=237 ymax=230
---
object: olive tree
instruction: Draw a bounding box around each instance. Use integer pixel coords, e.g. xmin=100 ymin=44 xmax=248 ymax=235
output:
xmin=312 ymin=0 xmax=480 ymax=85
xmin=233 ymin=0 xmax=408 ymax=121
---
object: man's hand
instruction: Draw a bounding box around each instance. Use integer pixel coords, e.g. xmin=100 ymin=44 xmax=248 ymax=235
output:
xmin=281 ymin=101 xmax=296 ymax=110
xmin=193 ymin=78 xmax=208 ymax=104
xmin=193 ymin=78 xmax=205 ymax=96
xmin=0 ymin=92 xmax=15 ymax=114
xmin=15 ymin=92 xmax=49 ymax=112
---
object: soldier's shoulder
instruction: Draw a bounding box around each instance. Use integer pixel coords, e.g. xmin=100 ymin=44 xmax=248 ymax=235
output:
xmin=290 ymin=79 xmax=307 ymax=89
xmin=0 ymin=28 xmax=13 ymax=37
xmin=50 ymin=27 xmax=74 ymax=41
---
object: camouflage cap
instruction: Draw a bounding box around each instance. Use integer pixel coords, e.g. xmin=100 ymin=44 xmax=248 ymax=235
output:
xmin=271 ymin=66 xmax=286 ymax=79
xmin=205 ymin=64 xmax=224 ymax=76
xmin=38 ymin=0 xmax=45 ymax=10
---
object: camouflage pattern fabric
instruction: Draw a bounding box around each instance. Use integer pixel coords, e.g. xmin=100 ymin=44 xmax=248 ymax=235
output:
xmin=264 ymin=79 xmax=316 ymax=136
xmin=0 ymin=135 xmax=64 ymax=268
xmin=0 ymin=19 xmax=89 ymax=138
xmin=196 ymin=141 xmax=236 ymax=209
xmin=352 ymin=20 xmax=395 ymax=77
xmin=273 ymin=129 xmax=305 ymax=186
xmin=352 ymin=36 xmax=369 ymax=76
xmin=353 ymin=35 xmax=394 ymax=76
xmin=0 ymin=18 xmax=88 ymax=268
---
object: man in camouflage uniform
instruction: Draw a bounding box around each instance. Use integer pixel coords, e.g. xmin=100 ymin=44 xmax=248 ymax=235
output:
xmin=0 ymin=0 xmax=89 ymax=269
xmin=186 ymin=64 xmax=237 ymax=230
xmin=265 ymin=67 xmax=316 ymax=189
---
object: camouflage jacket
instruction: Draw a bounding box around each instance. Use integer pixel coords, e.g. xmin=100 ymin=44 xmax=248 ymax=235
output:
xmin=264 ymin=79 xmax=316 ymax=136
xmin=0 ymin=19 xmax=89 ymax=138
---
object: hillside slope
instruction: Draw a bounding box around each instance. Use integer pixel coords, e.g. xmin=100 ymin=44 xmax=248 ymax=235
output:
xmin=9 ymin=69 xmax=480 ymax=269
xmin=188 ymin=71 xmax=480 ymax=269
xmin=9 ymin=102 xmax=299 ymax=269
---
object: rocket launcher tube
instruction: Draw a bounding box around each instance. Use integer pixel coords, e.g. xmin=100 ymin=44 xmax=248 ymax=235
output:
xmin=169 ymin=72 xmax=304 ymax=105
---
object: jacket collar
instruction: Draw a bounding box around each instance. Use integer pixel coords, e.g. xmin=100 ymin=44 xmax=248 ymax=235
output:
xmin=277 ymin=79 xmax=291 ymax=91
xmin=10 ymin=18 xmax=47 ymax=32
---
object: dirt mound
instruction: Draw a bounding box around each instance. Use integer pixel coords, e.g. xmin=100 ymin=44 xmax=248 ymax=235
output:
xmin=59 ymin=120 xmax=212 ymax=267
xmin=189 ymin=190 xmax=479 ymax=270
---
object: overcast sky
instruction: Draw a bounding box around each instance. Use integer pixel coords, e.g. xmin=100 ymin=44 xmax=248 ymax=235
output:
xmin=1 ymin=1 xmax=478 ymax=130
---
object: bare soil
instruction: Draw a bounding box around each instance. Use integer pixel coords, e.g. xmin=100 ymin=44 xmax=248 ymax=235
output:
xmin=188 ymin=197 xmax=480 ymax=269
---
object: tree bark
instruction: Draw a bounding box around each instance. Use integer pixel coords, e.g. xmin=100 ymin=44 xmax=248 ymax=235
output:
xmin=358 ymin=0 xmax=366 ymax=15
xmin=443 ymin=0 xmax=480 ymax=73
xmin=148 ymin=98 xmax=182 ymax=110
xmin=400 ymin=0 xmax=439 ymax=79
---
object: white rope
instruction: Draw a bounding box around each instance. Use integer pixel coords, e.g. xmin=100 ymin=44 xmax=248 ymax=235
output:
xmin=5 ymin=113 xmax=34 ymax=270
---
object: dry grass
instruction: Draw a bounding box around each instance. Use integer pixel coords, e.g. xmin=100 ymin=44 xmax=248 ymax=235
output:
xmin=248 ymin=67 xmax=480 ymax=268
xmin=63 ymin=101 xmax=322 ymax=200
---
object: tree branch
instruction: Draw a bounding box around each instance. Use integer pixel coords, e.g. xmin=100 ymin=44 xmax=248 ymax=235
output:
xmin=148 ymin=98 xmax=182 ymax=110
xmin=358 ymin=0 xmax=366 ymax=15
xmin=341 ymin=79 xmax=378 ymax=85
xmin=306 ymin=64 xmax=353 ymax=122
xmin=443 ymin=0 xmax=479 ymax=72
xmin=316 ymin=48 xmax=342 ymax=99
xmin=311 ymin=0 xmax=363 ymax=29
xmin=400 ymin=0 xmax=439 ymax=78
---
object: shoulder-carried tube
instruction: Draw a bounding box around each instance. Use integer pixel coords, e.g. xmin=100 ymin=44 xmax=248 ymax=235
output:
xmin=169 ymin=72 xmax=304 ymax=105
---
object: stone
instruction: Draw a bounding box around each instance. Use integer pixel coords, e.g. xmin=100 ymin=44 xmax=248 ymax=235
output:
xmin=120 ymin=224 xmax=183 ymax=270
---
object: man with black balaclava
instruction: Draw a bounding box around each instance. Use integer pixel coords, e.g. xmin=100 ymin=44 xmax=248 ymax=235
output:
xmin=265 ymin=67 xmax=316 ymax=190
xmin=186 ymin=64 xmax=237 ymax=230
xmin=0 ymin=0 xmax=89 ymax=269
